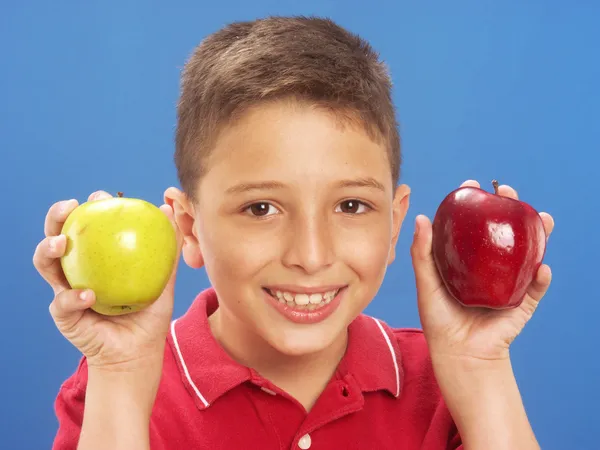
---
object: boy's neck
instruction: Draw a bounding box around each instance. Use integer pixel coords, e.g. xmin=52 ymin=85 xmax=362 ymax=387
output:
xmin=208 ymin=308 xmax=348 ymax=411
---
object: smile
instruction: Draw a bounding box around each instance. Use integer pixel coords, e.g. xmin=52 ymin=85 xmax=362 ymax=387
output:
xmin=264 ymin=288 xmax=340 ymax=310
xmin=262 ymin=286 xmax=347 ymax=324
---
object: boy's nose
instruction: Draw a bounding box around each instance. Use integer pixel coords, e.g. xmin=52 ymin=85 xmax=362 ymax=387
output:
xmin=281 ymin=213 xmax=335 ymax=275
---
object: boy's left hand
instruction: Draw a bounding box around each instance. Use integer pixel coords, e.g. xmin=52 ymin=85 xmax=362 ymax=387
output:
xmin=410 ymin=180 xmax=554 ymax=365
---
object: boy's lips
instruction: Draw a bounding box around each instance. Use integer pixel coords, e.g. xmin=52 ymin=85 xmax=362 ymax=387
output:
xmin=262 ymin=284 xmax=347 ymax=295
xmin=262 ymin=285 xmax=347 ymax=324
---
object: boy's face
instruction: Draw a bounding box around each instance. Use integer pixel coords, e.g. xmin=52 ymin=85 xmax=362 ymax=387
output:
xmin=170 ymin=100 xmax=410 ymax=357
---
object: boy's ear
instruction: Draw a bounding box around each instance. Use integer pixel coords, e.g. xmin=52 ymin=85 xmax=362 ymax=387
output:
xmin=387 ymin=184 xmax=411 ymax=265
xmin=164 ymin=187 xmax=205 ymax=269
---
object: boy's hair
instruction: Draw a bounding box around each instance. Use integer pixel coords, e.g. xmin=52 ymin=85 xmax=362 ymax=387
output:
xmin=174 ymin=15 xmax=401 ymax=201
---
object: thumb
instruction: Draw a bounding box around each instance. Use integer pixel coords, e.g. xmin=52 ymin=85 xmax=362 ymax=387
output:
xmin=410 ymin=215 xmax=444 ymax=304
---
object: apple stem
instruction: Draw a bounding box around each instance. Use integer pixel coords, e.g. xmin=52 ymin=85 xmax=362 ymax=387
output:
xmin=491 ymin=180 xmax=499 ymax=194
xmin=117 ymin=192 xmax=124 ymax=198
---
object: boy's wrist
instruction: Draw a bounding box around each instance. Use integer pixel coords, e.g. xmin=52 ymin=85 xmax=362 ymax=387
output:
xmin=86 ymin=355 xmax=164 ymax=414
xmin=432 ymin=355 xmax=539 ymax=449
xmin=430 ymin=349 xmax=511 ymax=374
xmin=431 ymin=352 xmax=515 ymax=410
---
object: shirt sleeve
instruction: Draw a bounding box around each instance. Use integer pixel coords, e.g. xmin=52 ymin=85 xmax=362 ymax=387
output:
xmin=52 ymin=357 xmax=88 ymax=450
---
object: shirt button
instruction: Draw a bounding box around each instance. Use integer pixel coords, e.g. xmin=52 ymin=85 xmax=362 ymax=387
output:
xmin=298 ymin=433 xmax=312 ymax=449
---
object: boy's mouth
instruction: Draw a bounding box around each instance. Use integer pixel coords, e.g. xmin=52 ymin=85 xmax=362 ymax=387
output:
xmin=263 ymin=287 xmax=343 ymax=311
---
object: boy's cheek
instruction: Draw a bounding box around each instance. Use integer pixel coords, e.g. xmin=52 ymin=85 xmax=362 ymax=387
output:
xmin=336 ymin=225 xmax=393 ymax=263
xmin=203 ymin=232 xmax=276 ymax=280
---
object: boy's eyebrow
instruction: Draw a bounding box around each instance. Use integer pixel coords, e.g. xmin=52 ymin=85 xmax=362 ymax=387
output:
xmin=225 ymin=181 xmax=286 ymax=195
xmin=225 ymin=177 xmax=386 ymax=195
xmin=336 ymin=177 xmax=386 ymax=191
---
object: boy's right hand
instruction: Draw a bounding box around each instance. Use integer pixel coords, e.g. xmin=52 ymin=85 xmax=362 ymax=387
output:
xmin=33 ymin=190 xmax=183 ymax=373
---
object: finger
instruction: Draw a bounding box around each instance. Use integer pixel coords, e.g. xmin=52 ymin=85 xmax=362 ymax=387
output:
xmin=460 ymin=180 xmax=480 ymax=188
xmin=526 ymin=264 xmax=552 ymax=303
xmin=44 ymin=199 xmax=79 ymax=237
xmin=33 ymin=234 xmax=70 ymax=293
xmin=410 ymin=215 xmax=443 ymax=300
xmin=539 ymin=212 xmax=554 ymax=239
xmin=496 ymin=184 xmax=518 ymax=200
xmin=88 ymin=190 xmax=113 ymax=202
xmin=49 ymin=289 xmax=96 ymax=332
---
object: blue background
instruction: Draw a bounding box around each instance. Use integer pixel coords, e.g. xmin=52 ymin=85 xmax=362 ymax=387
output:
xmin=2 ymin=1 xmax=598 ymax=448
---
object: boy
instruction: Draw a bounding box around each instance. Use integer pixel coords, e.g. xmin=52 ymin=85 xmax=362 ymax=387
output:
xmin=34 ymin=16 xmax=554 ymax=449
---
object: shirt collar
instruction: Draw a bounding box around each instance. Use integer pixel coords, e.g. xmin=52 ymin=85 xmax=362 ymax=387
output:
xmin=167 ymin=287 xmax=403 ymax=410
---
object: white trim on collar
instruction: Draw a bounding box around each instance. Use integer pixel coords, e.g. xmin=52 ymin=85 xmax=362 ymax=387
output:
xmin=170 ymin=319 xmax=210 ymax=408
xmin=372 ymin=317 xmax=400 ymax=398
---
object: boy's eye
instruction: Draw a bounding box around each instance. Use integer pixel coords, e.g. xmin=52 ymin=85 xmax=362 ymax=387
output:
xmin=336 ymin=200 xmax=369 ymax=214
xmin=245 ymin=202 xmax=279 ymax=217
xmin=244 ymin=200 xmax=370 ymax=217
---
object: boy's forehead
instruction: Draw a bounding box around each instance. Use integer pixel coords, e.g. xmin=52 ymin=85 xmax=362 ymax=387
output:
xmin=202 ymin=101 xmax=392 ymax=185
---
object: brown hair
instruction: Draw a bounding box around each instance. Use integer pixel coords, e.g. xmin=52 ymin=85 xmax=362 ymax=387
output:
xmin=174 ymin=15 xmax=401 ymax=201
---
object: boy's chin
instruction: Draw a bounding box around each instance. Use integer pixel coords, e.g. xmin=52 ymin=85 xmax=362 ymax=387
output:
xmin=263 ymin=323 xmax=348 ymax=357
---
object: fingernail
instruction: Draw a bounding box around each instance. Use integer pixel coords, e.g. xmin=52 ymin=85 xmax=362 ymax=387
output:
xmin=414 ymin=216 xmax=421 ymax=237
xmin=60 ymin=199 xmax=75 ymax=214
xmin=80 ymin=290 xmax=89 ymax=301
xmin=48 ymin=236 xmax=57 ymax=251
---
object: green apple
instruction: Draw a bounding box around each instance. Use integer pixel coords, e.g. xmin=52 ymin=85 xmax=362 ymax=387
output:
xmin=60 ymin=193 xmax=178 ymax=316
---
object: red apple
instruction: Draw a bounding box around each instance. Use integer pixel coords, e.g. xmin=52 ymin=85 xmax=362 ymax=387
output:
xmin=431 ymin=180 xmax=547 ymax=309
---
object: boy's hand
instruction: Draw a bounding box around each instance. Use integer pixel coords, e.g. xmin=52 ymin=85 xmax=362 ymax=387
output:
xmin=33 ymin=190 xmax=183 ymax=373
xmin=410 ymin=180 xmax=554 ymax=365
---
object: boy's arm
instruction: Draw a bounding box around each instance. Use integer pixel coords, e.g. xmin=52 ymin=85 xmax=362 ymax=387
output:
xmin=77 ymin=369 xmax=157 ymax=450
xmin=53 ymin=358 xmax=159 ymax=450
xmin=434 ymin=356 xmax=539 ymax=450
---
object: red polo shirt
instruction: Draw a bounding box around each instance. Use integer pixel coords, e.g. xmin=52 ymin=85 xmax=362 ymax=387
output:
xmin=53 ymin=288 xmax=463 ymax=449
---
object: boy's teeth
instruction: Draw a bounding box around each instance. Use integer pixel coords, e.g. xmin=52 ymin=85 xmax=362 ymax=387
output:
xmin=272 ymin=289 xmax=339 ymax=308
xmin=295 ymin=294 xmax=310 ymax=305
